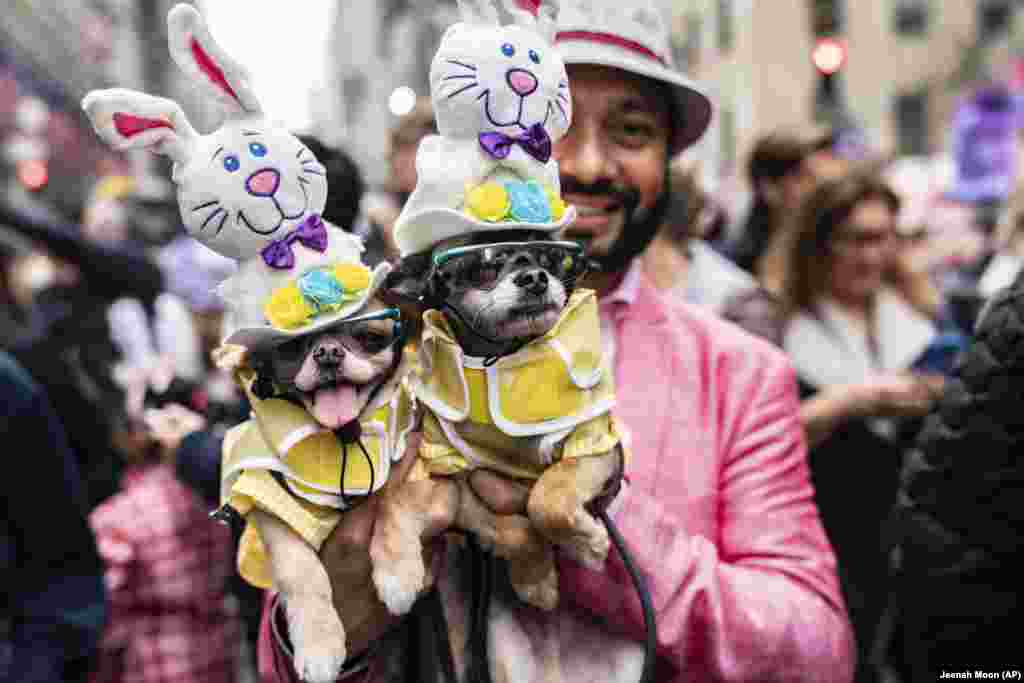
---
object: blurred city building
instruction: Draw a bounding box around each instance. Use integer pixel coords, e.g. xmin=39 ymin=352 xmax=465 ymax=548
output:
xmin=675 ymin=0 xmax=1023 ymax=192
xmin=326 ymin=0 xmax=457 ymax=187
xmin=0 ymin=0 xmax=210 ymax=218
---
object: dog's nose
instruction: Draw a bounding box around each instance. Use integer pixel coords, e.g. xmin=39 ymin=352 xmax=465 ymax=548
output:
xmin=506 ymin=68 xmax=538 ymax=97
xmin=313 ymin=340 xmax=345 ymax=366
xmin=246 ymin=168 xmax=280 ymax=197
xmin=513 ymin=268 xmax=548 ymax=294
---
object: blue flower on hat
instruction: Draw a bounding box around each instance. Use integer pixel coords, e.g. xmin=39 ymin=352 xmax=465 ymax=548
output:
xmin=505 ymin=180 xmax=552 ymax=223
xmin=298 ymin=268 xmax=345 ymax=313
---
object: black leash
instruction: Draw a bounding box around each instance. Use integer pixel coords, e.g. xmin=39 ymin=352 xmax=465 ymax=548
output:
xmin=598 ymin=508 xmax=657 ymax=683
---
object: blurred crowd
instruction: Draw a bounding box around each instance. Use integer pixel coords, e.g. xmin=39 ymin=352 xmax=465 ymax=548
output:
xmin=3 ymin=18 xmax=1023 ymax=683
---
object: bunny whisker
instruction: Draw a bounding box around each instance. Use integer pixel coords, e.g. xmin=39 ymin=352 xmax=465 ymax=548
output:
xmin=445 ymin=82 xmax=479 ymax=101
xmin=443 ymin=74 xmax=478 ymax=81
xmin=297 ymin=176 xmax=311 ymax=185
xmin=302 ymin=168 xmax=325 ymax=176
xmin=296 ymin=148 xmax=307 ymax=159
xmin=192 ymin=199 xmax=220 ymax=213
xmin=215 ymin=211 xmax=229 ymax=235
xmin=446 ymin=59 xmax=477 ymax=71
xmin=201 ymin=207 xmax=226 ymax=231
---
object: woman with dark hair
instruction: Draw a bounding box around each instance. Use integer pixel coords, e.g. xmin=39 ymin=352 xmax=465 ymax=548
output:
xmin=779 ymin=171 xmax=950 ymax=682
xmin=727 ymin=126 xmax=841 ymax=292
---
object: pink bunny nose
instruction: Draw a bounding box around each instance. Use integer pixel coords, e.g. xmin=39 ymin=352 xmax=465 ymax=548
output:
xmin=507 ymin=68 xmax=539 ymax=97
xmin=246 ymin=168 xmax=280 ymax=197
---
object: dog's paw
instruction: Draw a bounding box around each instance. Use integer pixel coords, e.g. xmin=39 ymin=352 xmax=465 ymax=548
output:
xmin=514 ymin=573 xmax=559 ymax=611
xmin=373 ymin=559 xmax=425 ymax=616
xmin=561 ymin=523 xmax=610 ymax=571
xmin=286 ymin=596 xmax=347 ymax=683
xmin=294 ymin=642 xmax=346 ymax=683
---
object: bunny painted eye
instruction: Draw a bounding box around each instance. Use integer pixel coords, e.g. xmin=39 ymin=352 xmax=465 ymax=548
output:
xmin=501 ymin=43 xmax=516 ymax=57
xmin=223 ymin=155 xmax=240 ymax=172
xmin=248 ymin=142 xmax=267 ymax=158
xmin=529 ymin=49 xmax=540 ymax=64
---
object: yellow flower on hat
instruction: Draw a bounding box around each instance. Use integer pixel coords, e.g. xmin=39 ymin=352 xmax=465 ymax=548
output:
xmin=465 ymin=182 xmax=511 ymax=222
xmin=332 ymin=263 xmax=372 ymax=294
xmin=265 ymin=283 xmax=315 ymax=329
xmin=544 ymin=184 xmax=567 ymax=221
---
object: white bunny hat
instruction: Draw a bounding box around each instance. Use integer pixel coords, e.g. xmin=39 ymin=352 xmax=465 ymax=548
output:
xmin=82 ymin=4 xmax=389 ymax=351
xmin=392 ymin=0 xmax=578 ymax=257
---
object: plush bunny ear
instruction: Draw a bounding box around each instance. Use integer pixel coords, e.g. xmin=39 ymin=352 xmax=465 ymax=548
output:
xmin=535 ymin=0 xmax=559 ymax=44
xmin=81 ymin=88 xmax=196 ymax=166
xmin=456 ymin=0 xmax=500 ymax=25
xmin=167 ymin=3 xmax=262 ymax=117
xmin=502 ymin=0 xmax=538 ymax=30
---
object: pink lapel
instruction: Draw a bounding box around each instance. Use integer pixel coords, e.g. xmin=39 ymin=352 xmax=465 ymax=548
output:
xmin=605 ymin=273 xmax=677 ymax=495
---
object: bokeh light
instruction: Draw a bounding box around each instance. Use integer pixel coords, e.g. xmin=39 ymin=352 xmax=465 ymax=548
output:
xmin=389 ymin=86 xmax=417 ymax=117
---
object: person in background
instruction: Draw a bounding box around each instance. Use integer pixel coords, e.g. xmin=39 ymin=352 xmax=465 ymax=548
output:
xmin=642 ymin=160 xmax=787 ymax=346
xmin=356 ymin=97 xmax=437 ymax=265
xmin=2 ymin=196 xmax=164 ymax=510
xmin=726 ymin=126 xmax=843 ymax=293
xmin=88 ymin=387 xmax=240 ymax=683
xmin=892 ymin=269 xmax=1024 ymax=681
xmin=298 ymin=135 xmax=366 ymax=235
xmin=1 ymin=350 xmax=107 ymax=682
xmin=642 ymin=160 xmax=757 ymax=310
xmin=260 ymin=1 xmax=853 ymax=680
xmin=779 ymin=171 xmax=949 ymax=682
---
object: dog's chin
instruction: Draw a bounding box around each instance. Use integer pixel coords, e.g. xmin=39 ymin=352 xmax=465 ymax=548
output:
xmin=299 ymin=381 xmax=372 ymax=431
xmin=492 ymin=303 xmax=561 ymax=341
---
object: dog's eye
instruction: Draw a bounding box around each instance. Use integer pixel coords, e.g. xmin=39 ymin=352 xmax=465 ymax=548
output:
xmin=477 ymin=265 xmax=500 ymax=286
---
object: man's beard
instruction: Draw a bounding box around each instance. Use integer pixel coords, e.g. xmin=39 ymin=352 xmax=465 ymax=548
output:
xmin=563 ymin=168 xmax=672 ymax=276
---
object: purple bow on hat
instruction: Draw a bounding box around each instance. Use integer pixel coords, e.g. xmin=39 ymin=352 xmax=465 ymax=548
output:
xmin=479 ymin=123 xmax=552 ymax=163
xmin=260 ymin=214 xmax=328 ymax=270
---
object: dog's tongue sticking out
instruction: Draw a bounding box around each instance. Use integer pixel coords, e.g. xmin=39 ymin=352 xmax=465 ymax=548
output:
xmin=312 ymin=383 xmax=360 ymax=429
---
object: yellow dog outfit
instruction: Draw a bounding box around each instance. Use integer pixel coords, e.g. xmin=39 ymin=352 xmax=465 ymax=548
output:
xmin=412 ymin=288 xmax=624 ymax=482
xmin=218 ymin=369 xmax=415 ymax=589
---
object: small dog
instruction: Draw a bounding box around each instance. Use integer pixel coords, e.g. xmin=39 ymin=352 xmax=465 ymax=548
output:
xmin=373 ymin=229 xmax=623 ymax=614
xmin=217 ymin=301 xmax=409 ymax=683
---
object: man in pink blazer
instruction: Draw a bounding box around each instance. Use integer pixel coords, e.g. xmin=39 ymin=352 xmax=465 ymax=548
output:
xmin=258 ymin=1 xmax=855 ymax=681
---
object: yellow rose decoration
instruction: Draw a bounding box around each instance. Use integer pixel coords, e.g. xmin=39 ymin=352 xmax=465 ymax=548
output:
xmin=265 ymin=283 xmax=315 ymax=329
xmin=333 ymin=263 xmax=372 ymax=294
xmin=544 ymin=184 xmax=567 ymax=221
xmin=465 ymin=182 xmax=511 ymax=222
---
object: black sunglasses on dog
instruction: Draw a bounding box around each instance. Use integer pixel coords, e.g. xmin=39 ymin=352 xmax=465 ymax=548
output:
xmin=431 ymin=240 xmax=588 ymax=292
xmin=272 ymin=307 xmax=405 ymax=363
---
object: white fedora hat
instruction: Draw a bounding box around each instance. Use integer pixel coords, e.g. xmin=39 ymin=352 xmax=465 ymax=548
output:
xmin=554 ymin=0 xmax=713 ymax=153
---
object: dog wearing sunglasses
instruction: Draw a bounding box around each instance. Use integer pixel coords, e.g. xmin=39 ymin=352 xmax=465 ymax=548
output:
xmin=213 ymin=302 xmax=411 ymax=683
xmin=372 ymin=230 xmax=624 ymax=615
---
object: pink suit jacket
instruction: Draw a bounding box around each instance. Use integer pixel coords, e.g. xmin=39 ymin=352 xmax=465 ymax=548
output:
xmin=548 ymin=270 xmax=856 ymax=682
xmin=257 ymin=269 xmax=856 ymax=683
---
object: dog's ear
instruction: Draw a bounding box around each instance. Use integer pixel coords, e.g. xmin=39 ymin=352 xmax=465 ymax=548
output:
xmin=246 ymin=351 xmax=279 ymax=400
xmin=380 ymin=252 xmax=434 ymax=309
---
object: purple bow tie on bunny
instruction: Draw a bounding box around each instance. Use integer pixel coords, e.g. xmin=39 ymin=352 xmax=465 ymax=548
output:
xmin=479 ymin=123 xmax=552 ymax=164
xmin=260 ymin=214 xmax=328 ymax=270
